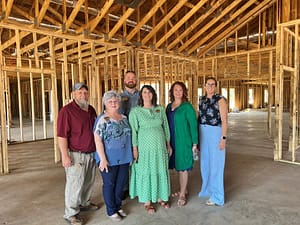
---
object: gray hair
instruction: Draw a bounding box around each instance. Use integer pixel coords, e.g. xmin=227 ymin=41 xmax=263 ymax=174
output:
xmin=102 ymin=90 xmax=121 ymax=106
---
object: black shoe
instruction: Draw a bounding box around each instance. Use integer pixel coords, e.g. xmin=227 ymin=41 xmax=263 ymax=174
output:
xmin=122 ymin=190 xmax=129 ymax=200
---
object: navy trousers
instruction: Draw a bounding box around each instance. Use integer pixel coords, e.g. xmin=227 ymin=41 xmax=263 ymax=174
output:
xmin=100 ymin=163 xmax=129 ymax=216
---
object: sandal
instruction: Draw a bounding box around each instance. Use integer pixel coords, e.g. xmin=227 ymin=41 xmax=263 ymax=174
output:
xmin=171 ymin=191 xmax=180 ymax=197
xmin=144 ymin=204 xmax=156 ymax=214
xmin=172 ymin=191 xmax=188 ymax=198
xmin=177 ymin=196 xmax=187 ymax=207
xmin=158 ymin=200 xmax=170 ymax=209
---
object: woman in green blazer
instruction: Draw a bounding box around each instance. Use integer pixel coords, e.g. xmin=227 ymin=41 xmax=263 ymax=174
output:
xmin=166 ymin=81 xmax=198 ymax=207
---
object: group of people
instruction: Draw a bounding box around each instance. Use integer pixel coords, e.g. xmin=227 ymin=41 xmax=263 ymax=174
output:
xmin=57 ymin=72 xmax=228 ymax=225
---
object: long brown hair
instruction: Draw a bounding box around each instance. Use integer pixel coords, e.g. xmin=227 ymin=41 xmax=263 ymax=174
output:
xmin=169 ymin=81 xmax=188 ymax=102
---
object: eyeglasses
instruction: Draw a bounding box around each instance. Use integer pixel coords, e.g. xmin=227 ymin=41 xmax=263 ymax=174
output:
xmin=106 ymin=100 xmax=119 ymax=105
xmin=206 ymin=83 xmax=216 ymax=87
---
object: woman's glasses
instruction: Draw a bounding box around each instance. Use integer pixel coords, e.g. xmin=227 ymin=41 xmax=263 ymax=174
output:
xmin=206 ymin=83 xmax=216 ymax=87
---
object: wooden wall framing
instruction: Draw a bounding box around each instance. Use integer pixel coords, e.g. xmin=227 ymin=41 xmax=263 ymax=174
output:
xmin=1 ymin=0 xmax=300 ymax=174
xmin=275 ymin=19 xmax=300 ymax=165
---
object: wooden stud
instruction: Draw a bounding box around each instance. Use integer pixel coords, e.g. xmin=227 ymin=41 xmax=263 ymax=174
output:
xmin=29 ymin=60 xmax=36 ymax=140
xmin=78 ymin=41 xmax=83 ymax=82
xmin=104 ymin=46 xmax=109 ymax=92
xmin=96 ymin=65 xmax=101 ymax=114
xmin=3 ymin=59 xmax=11 ymax=142
xmin=268 ymin=52 xmax=273 ymax=136
xmin=117 ymin=48 xmax=122 ymax=93
xmin=0 ymin=39 xmax=8 ymax=174
xmin=63 ymin=38 xmax=70 ymax=104
xmin=40 ymin=60 xmax=47 ymax=139
xmin=90 ymin=42 xmax=97 ymax=109
xmin=16 ymin=29 xmax=24 ymax=142
xmin=49 ymin=36 xmax=60 ymax=163
xmin=291 ymin=24 xmax=299 ymax=161
xmin=159 ymin=55 xmax=165 ymax=106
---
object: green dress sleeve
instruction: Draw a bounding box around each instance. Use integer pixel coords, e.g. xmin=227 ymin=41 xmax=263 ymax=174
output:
xmin=129 ymin=107 xmax=139 ymax=147
xmin=160 ymin=105 xmax=170 ymax=142
xmin=186 ymin=103 xmax=198 ymax=145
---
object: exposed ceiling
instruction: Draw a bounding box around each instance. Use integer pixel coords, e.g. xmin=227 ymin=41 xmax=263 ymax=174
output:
xmin=0 ymin=0 xmax=276 ymax=61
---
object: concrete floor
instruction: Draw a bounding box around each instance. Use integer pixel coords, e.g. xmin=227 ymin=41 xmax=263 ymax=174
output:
xmin=1 ymin=110 xmax=300 ymax=225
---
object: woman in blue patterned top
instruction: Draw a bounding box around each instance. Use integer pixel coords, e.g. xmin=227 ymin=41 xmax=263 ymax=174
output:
xmin=94 ymin=90 xmax=133 ymax=221
xmin=198 ymin=77 xmax=228 ymax=206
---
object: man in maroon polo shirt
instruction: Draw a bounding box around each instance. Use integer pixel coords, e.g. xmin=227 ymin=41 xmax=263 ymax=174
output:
xmin=57 ymin=83 xmax=99 ymax=225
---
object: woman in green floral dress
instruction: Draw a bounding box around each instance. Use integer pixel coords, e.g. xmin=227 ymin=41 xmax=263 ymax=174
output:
xmin=129 ymin=85 xmax=172 ymax=214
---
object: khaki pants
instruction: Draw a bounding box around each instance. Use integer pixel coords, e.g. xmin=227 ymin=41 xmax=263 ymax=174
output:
xmin=64 ymin=151 xmax=96 ymax=218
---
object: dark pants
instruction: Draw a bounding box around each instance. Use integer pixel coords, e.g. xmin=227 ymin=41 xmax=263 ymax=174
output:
xmin=100 ymin=163 xmax=129 ymax=216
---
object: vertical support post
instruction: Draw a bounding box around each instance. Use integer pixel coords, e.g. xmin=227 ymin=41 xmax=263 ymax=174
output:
xmin=159 ymin=55 xmax=165 ymax=107
xmin=268 ymin=51 xmax=273 ymax=137
xmin=274 ymin=24 xmax=283 ymax=161
xmin=291 ymin=24 xmax=299 ymax=162
xmin=0 ymin=46 xmax=8 ymax=174
xmin=29 ymin=60 xmax=36 ymax=140
xmin=117 ymin=48 xmax=122 ymax=92
xmin=41 ymin=60 xmax=47 ymax=139
xmin=49 ymin=36 xmax=60 ymax=163
xmin=78 ymin=41 xmax=83 ymax=82
xmin=90 ymin=42 xmax=97 ymax=109
xmin=104 ymin=46 xmax=109 ymax=92
xmin=16 ymin=29 xmax=24 ymax=142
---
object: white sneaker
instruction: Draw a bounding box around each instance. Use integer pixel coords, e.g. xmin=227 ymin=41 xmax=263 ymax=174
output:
xmin=118 ymin=209 xmax=127 ymax=217
xmin=108 ymin=213 xmax=122 ymax=222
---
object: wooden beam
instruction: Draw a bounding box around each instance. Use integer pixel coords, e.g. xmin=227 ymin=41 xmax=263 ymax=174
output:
xmin=29 ymin=60 xmax=36 ymax=140
xmin=39 ymin=0 xmax=62 ymax=23
xmin=168 ymin=0 xmax=227 ymax=50
xmin=78 ymin=41 xmax=83 ymax=82
xmin=36 ymin=0 xmax=51 ymax=27
xmin=117 ymin=48 xmax=122 ymax=92
xmin=64 ymin=0 xmax=85 ymax=32
xmin=48 ymin=35 xmax=60 ymax=162
xmin=142 ymin=0 xmax=188 ymax=45
xmin=180 ymin=0 xmax=244 ymax=53
xmin=2 ymin=65 xmax=54 ymax=75
xmin=126 ymin=0 xmax=167 ymax=43
xmin=40 ymin=60 xmax=47 ymax=139
xmin=62 ymin=38 xmax=69 ymax=103
xmin=3 ymin=0 xmax=14 ymax=21
xmin=156 ymin=0 xmax=209 ymax=48
xmin=104 ymin=46 xmax=109 ymax=92
xmin=13 ymin=5 xmax=34 ymax=20
xmin=33 ymin=32 xmax=40 ymax=68
xmin=0 ymin=36 xmax=8 ymax=174
xmin=281 ymin=0 xmax=290 ymax=23
xmin=195 ymin=0 xmax=276 ymax=56
xmin=107 ymin=8 xmax=135 ymax=41
xmin=77 ymin=0 xmax=114 ymax=34
xmin=15 ymin=29 xmax=24 ymax=142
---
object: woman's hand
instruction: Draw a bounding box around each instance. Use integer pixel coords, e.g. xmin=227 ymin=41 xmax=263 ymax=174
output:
xmin=192 ymin=144 xmax=198 ymax=153
xmin=133 ymin=147 xmax=139 ymax=162
xmin=219 ymin=139 xmax=226 ymax=150
xmin=99 ymin=159 xmax=109 ymax=173
xmin=167 ymin=143 xmax=173 ymax=157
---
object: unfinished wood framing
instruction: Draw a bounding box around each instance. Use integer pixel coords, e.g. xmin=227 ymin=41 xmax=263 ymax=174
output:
xmin=1 ymin=0 xmax=300 ymax=174
xmin=275 ymin=19 xmax=300 ymax=165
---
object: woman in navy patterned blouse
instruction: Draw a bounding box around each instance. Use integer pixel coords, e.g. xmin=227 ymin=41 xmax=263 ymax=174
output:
xmin=94 ymin=90 xmax=133 ymax=221
xmin=198 ymin=77 xmax=228 ymax=206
